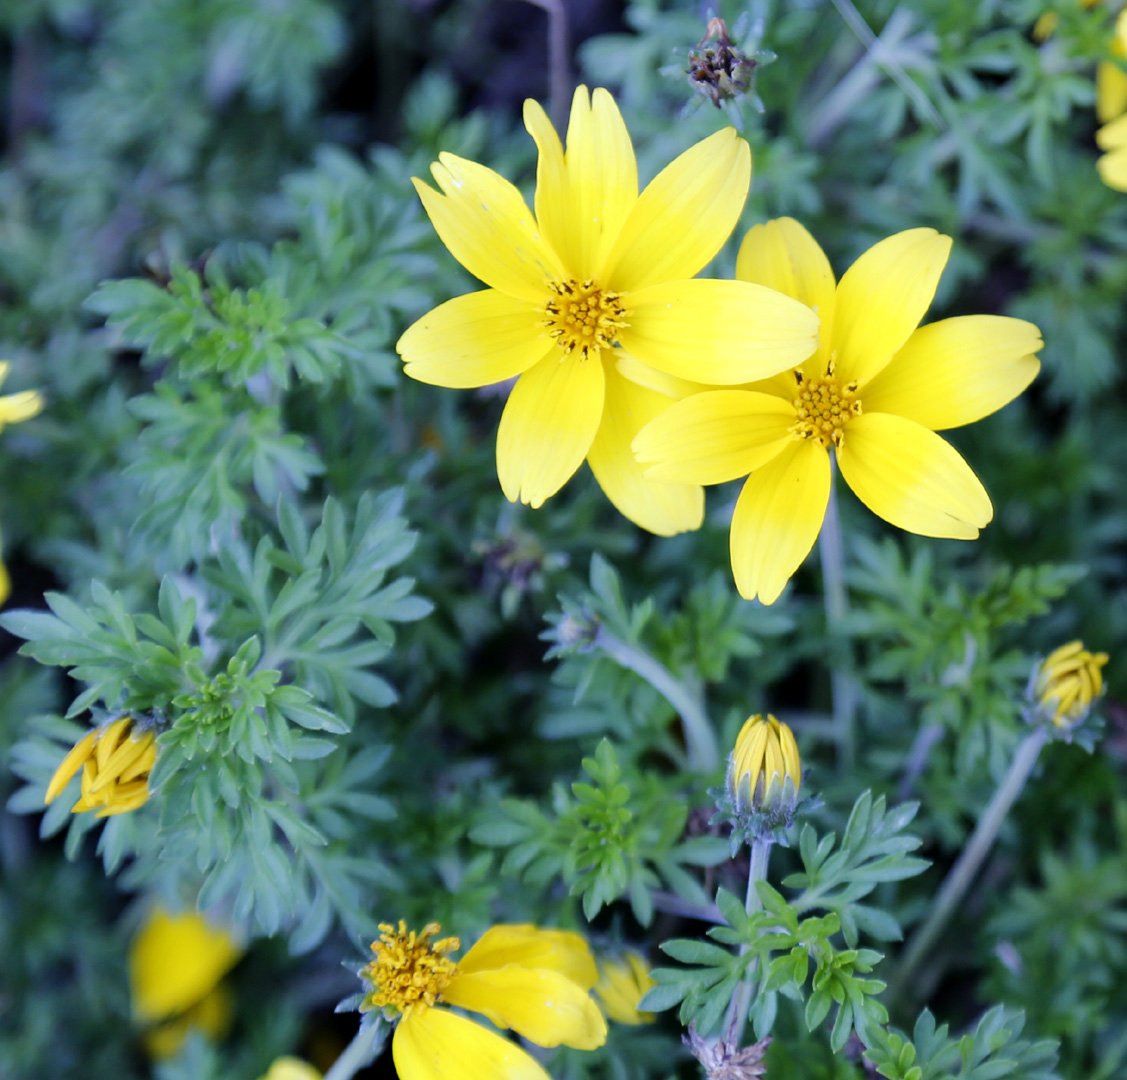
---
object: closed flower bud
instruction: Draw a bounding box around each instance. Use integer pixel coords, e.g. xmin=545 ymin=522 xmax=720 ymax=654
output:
xmin=1033 ymin=640 xmax=1109 ymax=729
xmin=727 ymin=714 xmax=801 ymax=813
xmin=594 ymin=952 xmax=656 ymax=1025
xmin=44 ymin=716 xmax=157 ymax=817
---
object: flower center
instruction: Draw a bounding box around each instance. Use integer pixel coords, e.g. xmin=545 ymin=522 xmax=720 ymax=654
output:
xmin=362 ymin=921 xmax=460 ymax=1016
xmin=790 ymin=366 xmax=862 ymax=449
xmin=542 ymin=279 xmax=628 ymax=359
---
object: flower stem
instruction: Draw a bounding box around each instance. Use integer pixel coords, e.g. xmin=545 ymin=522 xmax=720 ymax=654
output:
xmin=594 ymin=625 xmax=719 ymax=773
xmin=324 ymin=1017 xmax=386 ymax=1080
xmin=889 ymin=727 xmax=1049 ymax=1002
xmin=521 ymin=0 xmax=571 ymax=130
xmin=722 ymin=837 xmax=773 ymax=1046
xmin=819 ymin=460 xmax=855 ymax=772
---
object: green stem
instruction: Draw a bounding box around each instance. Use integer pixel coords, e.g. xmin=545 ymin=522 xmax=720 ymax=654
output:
xmin=594 ymin=625 xmax=719 ymax=773
xmin=323 ymin=1017 xmax=386 ymax=1080
xmin=723 ymin=837 xmax=773 ymax=1046
xmin=819 ymin=458 xmax=855 ymax=772
xmin=890 ymin=727 xmax=1049 ymax=1002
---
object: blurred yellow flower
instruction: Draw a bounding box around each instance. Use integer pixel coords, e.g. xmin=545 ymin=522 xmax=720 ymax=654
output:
xmin=44 ymin=716 xmax=157 ymax=817
xmin=130 ymin=906 xmax=242 ymax=1059
xmin=398 ymin=85 xmax=818 ymax=535
xmin=1035 ymin=640 xmax=1109 ymax=727
xmin=0 ymin=361 xmax=43 ymax=433
xmin=362 ymin=921 xmax=605 ymax=1080
xmin=634 ymin=218 xmax=1042 ymax=603
xmin=257 ymin=1057 xmax=322 ymax=1080
xmin=594 ymin=952 xmax=656 ymax=1024
xmin=728 ymin=714 xmax=801 ymax=812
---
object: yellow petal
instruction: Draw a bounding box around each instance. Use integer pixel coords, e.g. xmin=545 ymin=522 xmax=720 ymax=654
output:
xmin=44 ymin=728 xmax=98 ymax=805
xmin=861 ymin=315 xmax=1041 ymax=431
xmin=414 ymin=154 xmax=565 ymax=304
xmin=831 ymin=229 xmax=952 ymax=388
xmin=398 ymin=289 xmax=549 ymax=388
xmin=602 ymin=129 xmax=750 ymax=291
xmin=458 ymin=925 xmax=598 ymax=989
xmin=1096 ymin=112 xmax=1127 ymax=150
xmin=587 ymin=361 xmax=704 ymax=536
xmin=525 ymin=87 xmax=637 ymax=280
xmin=1096 ymin=59 xmax=1127 ymax=124
xmin=1098 ymin=144 xmax=1127 ymax=191
xmin=121 ymin=741 xmax=158 ymax=783
xmin=632 ymin=390 xmax=793 ymax=485
xmin=131 ymin=907 xmax=242 ymax=1023
xmin=618 ymin=279 xmax=818 ymax=385
xmin=444 ymin=968 xmax=607 ymax=1049
xmin=729 ymin=439 xmax=830 ymax=604
xmin=258 ymin=1057 xmax=322 ymax=1080
xmin=496 ymin=353 xmax=605 ymax=508
xmin=736 ymin=217 xmax=836 ymax=372
xmin=0 ymin=556 xmax=9 ymax=608
xmin=614 ymin=351 xmax=709 ymax=400
xmin=94 ymin=717 xmax=132 ymax=771
xmin=836 ymin=413 xmax=992 ymax=538
xmin=0 ymin=389 xmax=44 ymax=429
xmin=95 ymin=780 xmax=150 ymax=816
xmin=90 ymin=731 xmax=155 ymax=794
xmin=393 ymin=1008 xmax=551 ymax=1080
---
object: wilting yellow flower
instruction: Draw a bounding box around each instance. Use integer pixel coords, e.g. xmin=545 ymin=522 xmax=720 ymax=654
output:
xmin=595 ymin=952 xmax=656 ymax=1025
xmin=0 ymin=360 xmax=43 ymax=434
xmin=398 ymin=85 xmax=818 ymax=535
xmin=634 ymin=219 xmax=1042 ymax=603
xmin=131 ymin=906 xmax=242 ymax=1058
xmin=257 ymin=1058 xmax=322 ymax=1080
xmin=44 ymin=716 xmax=157 ymax=817
xmin=728 ymin=714 xmax=801 ymax=812
xmin=362 ymin=921 xmax=605 ymax=1080
xmin=1034 ymin=640 xmax=1109 ymax=727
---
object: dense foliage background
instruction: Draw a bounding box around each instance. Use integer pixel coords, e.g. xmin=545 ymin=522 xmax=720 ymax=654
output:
xmin=0 ymin=1 xmax=1124 ymax=1078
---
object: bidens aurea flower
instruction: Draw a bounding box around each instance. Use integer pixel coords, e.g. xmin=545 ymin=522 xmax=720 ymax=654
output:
xmin=1034 ymin=640 xmax=1109 ymax=728
xmin=397 ymin=86 xmax=818 ymax=536
xmin=362 ymin=921 xmax=606 ymax=1080
xmin=44 ymin=715 xmax=157 ymax=817
xmin=634 ymin=218 xmax=1042 ymax=603
xmin=1097 ymin=11 xmax=1127 ymax=190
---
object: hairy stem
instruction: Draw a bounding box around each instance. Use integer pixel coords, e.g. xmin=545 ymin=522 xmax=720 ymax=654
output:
xmin=723 ymin=837 xmax=774 ymax=1046
xmin=820 ymin=460 xmax=856 ymax=772
xmin=324 ymin=1018 xmax=386 ymax=1080
xmin=890 ymin=727 xmax=1049 ymax=1002
xmin=595 ymin=625 xmax=719 ymax=773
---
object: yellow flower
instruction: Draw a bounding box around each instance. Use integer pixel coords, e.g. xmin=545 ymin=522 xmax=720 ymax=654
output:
xmin=43 ymin=716 xmax=157 ymax=817
xmin=257 ymin=1058 xmax=322 ymax=1080
xmin=0 ymin=360 xmax=43 ymax=434
xmin=594 ymin=952 xmax=656 ymax=1025
xmin=634 ymin=218 xmax=1042 ymax=603
xmin=398 ymin=86 xmax=818 ymax=535
xmin=1096 ymin=9 xmax=1127 ymax=123
xmin=130 ymin=906 xmax=242 ymax=1058
xmin=1034 ymin=640 xmax=1109 ymax=727
xmin=728 ymin=714 xmax=801 ymax=812
xmin=362 ymin=921 xmax=605 ymax=1080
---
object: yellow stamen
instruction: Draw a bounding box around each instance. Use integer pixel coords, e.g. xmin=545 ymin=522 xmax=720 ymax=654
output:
xmin=542 ymin=279 xmax=629 ymax=360
xmin=790 ymin=364 xmax=862 ymax=449
xmin=361 ymin=920 xmax=460 ymax=1017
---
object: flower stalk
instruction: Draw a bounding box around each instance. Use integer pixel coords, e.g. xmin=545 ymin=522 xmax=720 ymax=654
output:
xmin=819 ymin=460 xmax=856 ymax=772
xmin=723 ymin=836 xmax=773 ymax=1047
xmin=323 ymin=1018 xmax=386 ymax=1080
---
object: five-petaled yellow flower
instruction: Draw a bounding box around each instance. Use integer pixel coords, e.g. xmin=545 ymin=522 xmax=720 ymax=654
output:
xmin=1097 ymin=10 xmax=1127 ymax=190
xmin=362 ymin=921 xmax=605 ymax=1080
xmin=398 ymin=86 xmax=818 ymax=535
xmin=634 ymin=218 xmax=1042 ymax=604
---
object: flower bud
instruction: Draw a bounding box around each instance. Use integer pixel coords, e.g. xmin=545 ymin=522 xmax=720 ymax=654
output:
xmin=1033 ymin=640 xmax=1109 ymax=729
xmin=594 ymin=952 xmax=656 ymax=1025
xmin=44 ymin=716 xmax=157 ymax=817
xmin=727 ymin=714 xmax=801 ymax=813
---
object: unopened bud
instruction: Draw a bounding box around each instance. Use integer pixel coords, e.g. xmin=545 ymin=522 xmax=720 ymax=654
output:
xmin=594 ymin=952 xmax=656 ymax=1025
xmin=727 ymin=714 xmax=801 ymax=813
xmin=1032 ymin=640 xmax=1109 ymax=729
xmin=44 ymin=716 xmax=157 ymax=817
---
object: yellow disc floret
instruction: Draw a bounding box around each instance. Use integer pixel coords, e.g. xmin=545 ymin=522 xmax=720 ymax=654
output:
xmin=790 ymin=364 xmax=862 ymax=449
xmin=542 ymin=279 xmax=629 ymax=360
xmin=362 ymin=921 xmax=460 ymax=1017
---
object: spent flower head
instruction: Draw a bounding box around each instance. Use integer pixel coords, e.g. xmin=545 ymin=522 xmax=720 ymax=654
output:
xmin=634 ymin=218 xmax=1042 ymax=603
xmin=398 ymin=85 xmax=817 ymax=536
xmin=360 ymin=921 xmax=605 ymax=1080
xmin=1031 ymin=640 xmax=1109 ymax=730
xmin=44 ymin=715 xmax=158 ymax=817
